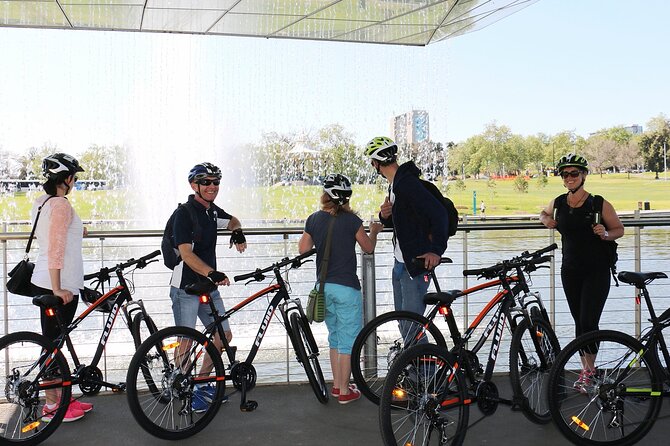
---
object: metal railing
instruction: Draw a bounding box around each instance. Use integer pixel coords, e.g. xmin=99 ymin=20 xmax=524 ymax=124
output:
xmin=2 ymin=214 xmax=670 ymax=386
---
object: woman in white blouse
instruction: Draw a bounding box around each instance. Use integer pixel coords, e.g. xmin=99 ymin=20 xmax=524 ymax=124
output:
xmin=30 ymin=153 xmax=92 ymax=422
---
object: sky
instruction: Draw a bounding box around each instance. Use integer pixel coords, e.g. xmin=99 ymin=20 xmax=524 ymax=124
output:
xmin=0 ymin=0 xmax=668 ymax=160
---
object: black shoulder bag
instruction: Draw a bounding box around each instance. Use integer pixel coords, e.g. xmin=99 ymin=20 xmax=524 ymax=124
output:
xmin=7 ymin=196 xmax=54 ymax=297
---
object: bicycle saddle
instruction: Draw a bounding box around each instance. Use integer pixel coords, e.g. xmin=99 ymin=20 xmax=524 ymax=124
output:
xmin=618 ymin=271 xmax=667 ymax=287
xmin=32 ymin=294 xmax=62 ymax=308
xmin=424 ymin=290 xmax=463 ymax=306
xmin=185 ymin=281 xmax=217 ymax=296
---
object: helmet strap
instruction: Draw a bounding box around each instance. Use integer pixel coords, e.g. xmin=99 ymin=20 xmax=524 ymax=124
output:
xmin=567 ymin=177 xmax=585 ymax=194
xmin=195 ymin=185 xmax=215 ymax=204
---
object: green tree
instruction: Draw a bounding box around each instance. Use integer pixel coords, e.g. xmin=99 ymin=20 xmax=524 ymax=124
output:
xmin=78 ymin=144 xmax=129 ymax=188
xmin=639 ymin=114 xmax=670 ymax=177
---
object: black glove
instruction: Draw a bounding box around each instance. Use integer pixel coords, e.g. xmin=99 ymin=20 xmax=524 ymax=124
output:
xmin=207 ymin=270 xmax=228 ymax=283
xmin=230 ymin=228 xmax=246 ymax=245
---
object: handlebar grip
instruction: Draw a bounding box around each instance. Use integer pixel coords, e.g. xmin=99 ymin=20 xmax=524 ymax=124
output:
xmin=463 ymin=268 xmax=486 ymax=277
xmin=533 ymin=244 xmax=557 ymax=257
xmin=141 ymin=250 xmax=161 ymax=261
xmin=234 ymin=269 xmax=260 ymax=282
xmin=83 ymin=271 xmax=98 ymax=281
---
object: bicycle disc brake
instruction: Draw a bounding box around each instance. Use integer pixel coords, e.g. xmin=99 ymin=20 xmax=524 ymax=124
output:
xmin=475 ymin=381 xmax=499 ymax=416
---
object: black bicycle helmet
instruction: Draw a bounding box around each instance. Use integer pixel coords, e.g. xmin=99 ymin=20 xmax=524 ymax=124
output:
xmin=42 ymin=153 xmax=84 ymax=179
xmin=323 ymin=173 xmax=352 ymax=205
xmin=556 ymin=153 xmax=588 ymax=172
xmin=188 ymin=162 xmax=222 ymax=183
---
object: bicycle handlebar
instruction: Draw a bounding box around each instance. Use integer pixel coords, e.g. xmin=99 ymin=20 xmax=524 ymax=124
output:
xmin=84 ymin=250 xmax=161 ymax=281
xmin=463 ymin=246 xmax=555 ymax=279
xmin=233 ymin=248 xmax=317 ymax=283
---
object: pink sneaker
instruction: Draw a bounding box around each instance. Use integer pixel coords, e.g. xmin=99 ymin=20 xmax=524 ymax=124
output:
xmin=338 ymin=388 xmax=362 ymax=405
xmin=42 ymin=403 xmax=85 ymax=423
xmin=70 ymin=397 xmax=93 ymax=413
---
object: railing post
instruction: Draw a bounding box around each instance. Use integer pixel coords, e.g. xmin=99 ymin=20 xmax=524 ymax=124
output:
xmin=462 ymin=215 xmax=469 ymax=333
xmin=2 ymin=222 xmax=8 ymax=342
xmin=634 ymin=210 xmax=642 ymax=339
xmin=361 ymin=251 xmax=376 ymax=377
xmin=283 ymin=227 xmax=291 ymax=384
xmin=549 ymin=229 xmax=556 ymax=327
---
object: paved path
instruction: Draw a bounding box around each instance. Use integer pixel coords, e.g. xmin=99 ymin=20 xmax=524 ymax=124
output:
xmin=44 ymin=381 xmax=670 ymax=445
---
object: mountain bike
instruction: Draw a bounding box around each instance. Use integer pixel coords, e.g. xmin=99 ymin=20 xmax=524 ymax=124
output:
xmin=547 ymin=270 xmax=669 ymax=446
xmin=0 ymin=250 xmax=162 ymax=445
xmin=378 ymin=244 xmax=561 ymax=446
xmin=353 ymin=245 xmax=558 ymax=412
xmin=125 ymin=249 xmax=328 ymax=440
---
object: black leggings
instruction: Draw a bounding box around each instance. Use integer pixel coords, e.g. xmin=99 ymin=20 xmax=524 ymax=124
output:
xmin=561 ymin=267 xmax=611 ymax=354
xmin=31 ymin=284 xmax=79 ymax=341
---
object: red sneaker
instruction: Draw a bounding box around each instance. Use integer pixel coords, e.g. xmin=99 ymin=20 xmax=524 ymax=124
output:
xmin=338 ymin=388 xmax=361 ymax=405
xmin=331 ymin=383 xmax=358 ymax=397
xmin=70 ymin=397 xmax=93 ymax=413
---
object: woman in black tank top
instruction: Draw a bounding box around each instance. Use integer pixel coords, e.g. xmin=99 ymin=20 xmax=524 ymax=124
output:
xmin=539 ymin=153 xmax=624 ymax=392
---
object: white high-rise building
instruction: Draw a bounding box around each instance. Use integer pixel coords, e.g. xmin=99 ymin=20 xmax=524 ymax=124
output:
xmin=391 ymin=110 xmax=429 ymax=146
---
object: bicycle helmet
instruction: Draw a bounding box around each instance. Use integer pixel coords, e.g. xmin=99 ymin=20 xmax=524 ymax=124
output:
xmin=365 ymin=136 xmax=398 ymax=163
xmin=80 ymin=287 xmax=113 ymax=313
xmin=188 ymin=162 xmax=222 ymax=183
xmin=556 ymin=153 xmax=588 ymax=172
xmin=323 ymin=173 xmax=352 ymax=205
xmin=42 ymin=153 xmax=84 ymax=179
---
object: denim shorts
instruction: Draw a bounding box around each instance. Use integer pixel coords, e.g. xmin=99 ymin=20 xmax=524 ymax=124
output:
xmin=169 ymin=286 xmax=231 ymax=332
xmin=323 ymin=282 xmax=363 ymax=355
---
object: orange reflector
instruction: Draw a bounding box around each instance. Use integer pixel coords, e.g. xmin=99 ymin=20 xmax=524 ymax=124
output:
xmin=536 ymin=331 xmax=544 ymax=337
xmin=571 ymin=415 xmax=589 ymax=431
xmin=200 ymin=295 xmax=210 ymax=303
xmin=162 ymin=342 xmax=180 ymax=351
xmin=392 ymin=388 xmax=406 ymax=400
xmin=46 ymin=308 xmax=56 ymax=317
xmin=440 ymin=397 xmax=460 ymax=407
xmin=438 ymin=306 xmax=449 ymax=315
xmin=21 ymin=421 xmax=41 ymax=433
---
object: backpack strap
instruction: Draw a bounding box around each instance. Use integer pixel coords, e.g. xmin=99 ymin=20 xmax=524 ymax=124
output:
xmin=552 ymin=193 xmax=568 ymax=221
xmin=175 ymin=202 xmax=201 ymax=245
xmin=592 ymin=195 xmax=604 ymax=225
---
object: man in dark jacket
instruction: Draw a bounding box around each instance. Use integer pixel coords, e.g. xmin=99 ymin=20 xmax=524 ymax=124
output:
xmin=365 ymin=136 xmax=449 ymax=321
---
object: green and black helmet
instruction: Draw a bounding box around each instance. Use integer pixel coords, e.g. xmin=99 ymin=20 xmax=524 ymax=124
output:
xmin=556 ymin=153 xmax=588 ymax=172
xmin=364 ymin=136 xmax=398 ymax=163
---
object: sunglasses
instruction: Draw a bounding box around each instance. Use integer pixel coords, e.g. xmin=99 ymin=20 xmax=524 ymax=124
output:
xmin=196 ymin=179 xmax=220 ymax=186
xmin=560 ymin=170 xmax=581 ymax=179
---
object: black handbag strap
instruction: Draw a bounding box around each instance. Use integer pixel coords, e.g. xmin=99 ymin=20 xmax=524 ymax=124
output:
xmin=24 ymin=196 xmax=54 ymax=257
xmin=317 ymin=215 xmax=337 ymax=294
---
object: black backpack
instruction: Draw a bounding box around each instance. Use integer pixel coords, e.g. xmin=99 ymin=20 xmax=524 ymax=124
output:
xmin=161 ymin=202 xmax=201 ymax=270
xmin=420 ymin=179 xmax=459 ymax=237
xmin=554 ymin=193 xmax=619 ymax=286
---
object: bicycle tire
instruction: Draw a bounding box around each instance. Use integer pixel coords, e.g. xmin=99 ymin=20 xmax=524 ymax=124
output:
xmin=351 ymin=310 xmax=447 ymax=405
xmin=0 ymin=331 xmax=72 ymax=446
xmin=379 ymin=343 xmax=469 ymax=446
xmin=289 ymin=312 xmax=328 ymax=404
xmin=126 ymin=326 xmax=226 ymax=440
xmin=130 ymin=312 xmax=160 ymax=397
xmin=508 ymin=317 xmax=560 ymax=424
xmin=547 ymin=330 xmax=663 ymax=446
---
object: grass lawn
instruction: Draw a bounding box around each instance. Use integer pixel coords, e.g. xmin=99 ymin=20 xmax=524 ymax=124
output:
xmin=2 ymin=172 xmax=668 ymax=224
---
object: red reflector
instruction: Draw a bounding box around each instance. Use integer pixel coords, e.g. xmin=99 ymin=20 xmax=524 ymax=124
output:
xmin=636 ymin=295 xmax=641 ymax=305
xmin=200 ymin=295 xmax=210 ymax=304
xmin=424 ymin=274 xmax=429 ymax=283
xmin=46 ymin=308 xmax=56 ymax=317
xmin=438 ymin=306 xmax=449 ymax=315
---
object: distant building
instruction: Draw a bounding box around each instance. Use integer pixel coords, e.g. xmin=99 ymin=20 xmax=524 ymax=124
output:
xmin=391 ymin=110 xmax=430 ymax=146
xmin=623 ymin=124 xmax=643 ymax=135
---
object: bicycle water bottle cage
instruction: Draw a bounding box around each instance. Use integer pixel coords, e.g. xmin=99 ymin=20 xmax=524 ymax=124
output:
xmin=184 ymin=280 xmax=217 ymax=296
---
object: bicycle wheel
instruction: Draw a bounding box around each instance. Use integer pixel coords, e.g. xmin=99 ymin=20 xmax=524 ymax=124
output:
xmin=547 ymin=330 xmax=663 ymax=446
xmin=509 ymin=317 xmax=560 ymax=424
xmin=379 ymin=343 xmax=469 ymax=446
xmin=351 ymin=310 xmax=447 ymax=405
xmin=126 ymin=326 xmax=226 ymax=440
xmin=289 ymin=312 xmax=328 ymax=404
xmin=130 ymin=312 xmax=160 ymax=397
xmin=0 ymin=331 xmax=71 ymax=445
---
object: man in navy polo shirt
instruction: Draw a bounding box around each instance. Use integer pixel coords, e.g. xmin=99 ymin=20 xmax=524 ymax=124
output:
xmin=170 ymin=161 xmax=247 ymax=411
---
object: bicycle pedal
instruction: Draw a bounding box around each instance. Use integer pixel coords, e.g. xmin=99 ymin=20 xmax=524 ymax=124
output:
xmin=112 ymin=383 xmax=126 ymax=393
xmin=240 ymin=400 xmax=258 ymax=412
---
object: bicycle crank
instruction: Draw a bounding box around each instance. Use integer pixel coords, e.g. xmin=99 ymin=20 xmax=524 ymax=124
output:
xmin=475 ymin=381 xmax=500 ymax=416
